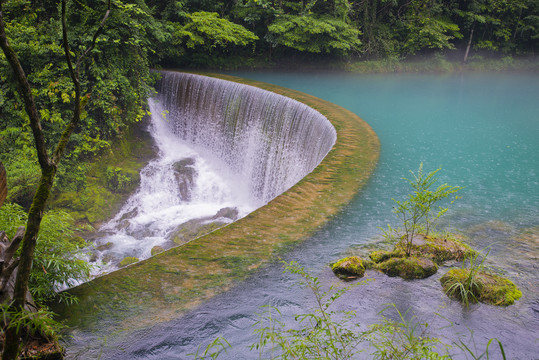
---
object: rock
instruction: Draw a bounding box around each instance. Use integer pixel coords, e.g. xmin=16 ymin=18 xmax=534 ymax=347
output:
xmin=332 ymin=256 xmax=365 ymax=280
xmin=96 ymin=242 xmax=114 ymax=251
xmin=377 ymin=256 xmax=438 ymax=279
xmin=171 ymin=219 xmax=226 ymax=245
xmin=172 ymin=158 xmax=197 ymax=201
xmin=119 ymin=256 xmax=139 ymax=267
xmin=212 ymin=207 xmax=239 ymax=221
xmin=440 ymin=269 xmax=522 ymax=306
xmin=151 ymin=245 xmax=165 ymax=256
xmin=369 ymin=249 xmax=405 ymax=263
xmin=395 ymin=234 xmax=475 ymax=264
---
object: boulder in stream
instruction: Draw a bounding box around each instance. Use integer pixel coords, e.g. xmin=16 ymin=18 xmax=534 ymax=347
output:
xmin=172 ymin=158 xmax=196 ymax=201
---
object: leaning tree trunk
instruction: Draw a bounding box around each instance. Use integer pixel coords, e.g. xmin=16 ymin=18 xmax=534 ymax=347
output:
xmin=0 ymin=1 xmax=110 ymax=358
xmin=0 ymin=162 xmax=6 ymax=209
xmin=463 ymin=25 xmax=474 ymax=63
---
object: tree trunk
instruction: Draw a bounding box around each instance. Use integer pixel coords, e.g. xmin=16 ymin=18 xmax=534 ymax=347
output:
xmin=463 ymin=25 xmax=474 ymax=63
xmin=0 ymin=162 xmax=6 ymax=208
xmin=0 ymin=0 xmax=110 ymax=358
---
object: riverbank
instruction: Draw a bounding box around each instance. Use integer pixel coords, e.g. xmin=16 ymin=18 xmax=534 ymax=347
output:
xmin=183 ymin=54 xmax=539 ymax=74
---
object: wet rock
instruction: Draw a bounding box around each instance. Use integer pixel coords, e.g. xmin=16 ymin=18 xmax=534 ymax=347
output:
xmin=332 ymin=256 xmax=365 ymax=280
xmin=102 ymin=254 xmax=117 ymax=264
xmin=151 ymin=245 xmax=165 ymax=256
xmin=377 ymin=256 xmax=438 ymax=279
xmin=172 ymin=158 xmax=196 ymax=201
xmin=119 ymin=256 xmax=139 ymax=267
xmin=171 ymin=218 xmax=226 ymax=245
xmin=96 ymin=242 xmax=114 ymax=251
xmin=212 ymin=207 xmax=239 ymax=221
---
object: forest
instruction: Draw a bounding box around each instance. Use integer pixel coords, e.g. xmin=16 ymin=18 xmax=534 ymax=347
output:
xmin=1 ymin=0 xmax=538 ymax=205
xmin=0 ymin=0 xmax=538 ymax=358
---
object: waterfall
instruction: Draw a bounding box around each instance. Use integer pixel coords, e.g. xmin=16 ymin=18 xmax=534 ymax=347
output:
xmin=156 ymin=71 xmax=337 ymax=204
xmin=89 ymin=72 xmax=336 ymax=275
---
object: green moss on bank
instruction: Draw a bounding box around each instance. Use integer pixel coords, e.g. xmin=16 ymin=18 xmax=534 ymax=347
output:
xmin=50 ymin=120 xmax=156 ymax=227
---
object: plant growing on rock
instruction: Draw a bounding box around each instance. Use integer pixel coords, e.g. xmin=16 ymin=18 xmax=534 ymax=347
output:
xmin=391 ymin=163 xmax=462 ymax=256
xmin=441 ymin=248 xmax=522 ymax=307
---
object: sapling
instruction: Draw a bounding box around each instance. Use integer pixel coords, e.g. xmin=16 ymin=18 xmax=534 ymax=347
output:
xmin=392 ymin=163 xmax=462 ymax=256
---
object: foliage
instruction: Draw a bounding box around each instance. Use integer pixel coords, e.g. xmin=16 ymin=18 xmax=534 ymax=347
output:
xmin=252 ymin=261 xmax=366 ymax=359
xmin=0 ymin=203 xmax=91 ymax=304
xmin=179 ymin=11 xmax=259 ymax=51
xmin=441 ymin=248 xmax=522 ymax=307
xmin=0 ymin=302 xmax=61 ymax=341
xmin=267 ymin=14 xmax=361 ymax=55
xmin=442 ymin=249 xmax=488 ymax=307
xmin=391 ymin=164 xmax=462 ymax=256
xmin=194 ymin=262 xmax=508 ymax=359
xmin=105 ymin=166 xmax=139 ymax=193
xmin=367 ymin=305 xmax=449 ymax=360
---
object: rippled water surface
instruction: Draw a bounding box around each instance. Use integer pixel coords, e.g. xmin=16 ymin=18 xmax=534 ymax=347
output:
xmin=72 ymin=72 xmax=539 ymax=359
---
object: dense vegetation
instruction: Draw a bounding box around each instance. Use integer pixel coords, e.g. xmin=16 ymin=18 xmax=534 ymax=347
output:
xmin=1 ymin=0 xmax=538 ymax=207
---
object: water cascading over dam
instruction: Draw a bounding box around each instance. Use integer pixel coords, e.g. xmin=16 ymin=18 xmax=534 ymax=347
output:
xmin=92 ymin=71 xmax=336 ymax=274
xmin=156 ymin=71 xmax=337 ymax=204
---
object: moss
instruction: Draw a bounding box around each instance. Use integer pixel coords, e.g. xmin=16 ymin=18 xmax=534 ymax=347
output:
xmin=441 ymin=269 xmax=522 ymax=306
xmin=50 ymin=119 xmax=156 ymax=226
xmin=395 ymin=234 xmax=476 ymax=264
xmin=151 ymin=246 xmax=165 ymax=256
xmin=119 ymin=257 xmax=139 ymax=267
xmin=332 ymin=256 xmax=365 ymax=280
xmin=377 ymin=256 xmax=438 ymax=279
xmin=369 ymin=249 xmax=404 ymax=263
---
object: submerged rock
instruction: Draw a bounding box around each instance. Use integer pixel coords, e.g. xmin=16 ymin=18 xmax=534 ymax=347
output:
xmin=377 ymin=256 xmax=438 ymax=279
xmin=440 ymin=269 xmax=522 ymax=306
xmin=332 ymin=256 xmax=365 ymax=280
xmin=172 ymin=158 xmax=196 ymax=201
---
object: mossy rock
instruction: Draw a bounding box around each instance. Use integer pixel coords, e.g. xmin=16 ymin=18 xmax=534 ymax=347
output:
xmin=332 ymin=256 xmax=365 ymax=280
xmin=440 ymin=269 xmax=522 ymax=306
xmin=119 ymin=257 xmax=139 ymax=267
xmin=369 ymin=249 xmax=405 ymax=263
xmin=377 ymin=256 xmax=438 ymax=279
xmin=396 ymin=234 xmax=476 ymax=264
xmin=96 ymin=242 xmax=114 ymax=251
xmin=151 ymin=246 xmax=165 ymax=256
xmin=171 ymin=219 xmax=226 ymax=245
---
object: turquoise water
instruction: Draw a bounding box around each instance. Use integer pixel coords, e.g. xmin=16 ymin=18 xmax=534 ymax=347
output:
xmin=73 ymin=72 xmax=539 ymax=359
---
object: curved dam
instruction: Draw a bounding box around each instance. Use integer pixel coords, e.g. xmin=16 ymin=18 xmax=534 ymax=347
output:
xmin=157 ymin=71 xmax=337 ymax=205
xmin=54 ymin=73 xmax=380 ymax=353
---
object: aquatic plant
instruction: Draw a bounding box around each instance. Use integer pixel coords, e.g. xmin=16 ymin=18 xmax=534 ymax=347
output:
xmin=441 ymin=249 xmax=487 ymax=307
xmin=441 ymin=248 xmax=522 ymax=307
